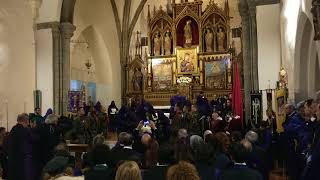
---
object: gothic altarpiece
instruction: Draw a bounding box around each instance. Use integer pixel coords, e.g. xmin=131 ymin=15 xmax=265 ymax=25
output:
xmin=127 ymin=1 xmax=235 ymax=105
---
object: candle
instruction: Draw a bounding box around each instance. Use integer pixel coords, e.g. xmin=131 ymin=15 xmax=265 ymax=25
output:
xmin=5 ymin=100 xmax=8 ymax=130
xmin=24 ymin=100 xmax=27 ymax=113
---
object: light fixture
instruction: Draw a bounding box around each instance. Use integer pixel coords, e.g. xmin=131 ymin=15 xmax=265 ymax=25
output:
xmin=85 ymin=58 xmax=92 ymax=74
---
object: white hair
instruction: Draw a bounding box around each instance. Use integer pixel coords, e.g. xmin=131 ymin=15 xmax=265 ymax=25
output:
xmin=245 ymin=130 xmax=258 ymax=143
xmin=45 ymin=114 xmax=59 ymax=124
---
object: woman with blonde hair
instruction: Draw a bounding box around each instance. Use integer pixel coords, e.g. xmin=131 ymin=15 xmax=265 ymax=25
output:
xmin=115 ymin=161 xmax=142 ymax=180
xmin=166 ymin=161 xmax=200 ymax=180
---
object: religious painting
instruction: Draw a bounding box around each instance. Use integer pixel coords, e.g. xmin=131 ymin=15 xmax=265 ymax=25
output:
xmin=68 ymin=91 xmax=83 ymax=113
xmin=152 ymin=58 xmax=173 ymax=91
xmin=275 ymin=88 xmax=287 ymax=133
xmin=204 ymin=57 xmax=228 ymax=89
xmin=177 ymin=48 xmax=198 ymax=74
xmin=250 ymin=92 xmax=263 ymax=128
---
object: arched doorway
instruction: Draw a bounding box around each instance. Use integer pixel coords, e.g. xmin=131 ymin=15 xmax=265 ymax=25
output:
xmin=294 ymin=12 xmax=313 ymax=102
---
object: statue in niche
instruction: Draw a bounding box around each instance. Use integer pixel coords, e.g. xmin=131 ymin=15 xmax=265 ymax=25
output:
xmin=184 ymin=20 xmax=193 ymax=47
xmin=153 ymin=32 xmax=161 ymax=56
xmin=164 ymin=31 xmax=172 ymax=55
xmin=217 ymin=27 xmax=226 ymax=51
xmin=132 ymin=67 xmax=143 ymax=91
xmin=205 ymin=28 xmax=213 ymax=52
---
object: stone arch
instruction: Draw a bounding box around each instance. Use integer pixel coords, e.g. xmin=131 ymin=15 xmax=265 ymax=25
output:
xmin=60 ymin=0 xmax=76 ymax=23
xmin=294 ymin=12 xmax=313 ymax=102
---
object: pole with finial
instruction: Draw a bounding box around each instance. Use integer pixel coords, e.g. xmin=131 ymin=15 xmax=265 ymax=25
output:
xmin=225 ymin=0 xmax=230 ymax=18
xmin=147 ymin=4 xmax=151 ymax=22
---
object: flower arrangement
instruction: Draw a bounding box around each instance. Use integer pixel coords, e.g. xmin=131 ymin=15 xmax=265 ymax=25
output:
xmin=177 ymin=76 xmax=192 ymax=84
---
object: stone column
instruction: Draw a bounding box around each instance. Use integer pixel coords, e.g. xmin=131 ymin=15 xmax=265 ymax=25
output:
xmin=249 ymin=5 xmax=259 ymax=90
xmin=60 ymin=23 xmax=76 ymax=115
xmin=51 ymin=23 xmax=62 ymax=115
xmin=239 ymin=6 xmax=252 ymax=125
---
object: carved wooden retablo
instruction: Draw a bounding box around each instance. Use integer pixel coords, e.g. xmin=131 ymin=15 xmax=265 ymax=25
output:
xmin=127 ymin=0 xmax=236 ymax=105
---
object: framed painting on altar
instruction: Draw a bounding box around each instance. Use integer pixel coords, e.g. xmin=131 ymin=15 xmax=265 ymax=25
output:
xmin=176 ymin=48 xmax=198 ymax=74
xmin=204 ymin=57 xmax=227 ymax=89
xmin=152 ymin=58 xmax=173 ymax=91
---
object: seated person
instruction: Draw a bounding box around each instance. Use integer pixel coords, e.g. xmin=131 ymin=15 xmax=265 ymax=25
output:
xmin=84 ymin=144 xmax=113 ymax=180
xmin=110 ymin=133 xmax=142 ymax=168
xmin=220 ymin=142 xmax=262 ymax=180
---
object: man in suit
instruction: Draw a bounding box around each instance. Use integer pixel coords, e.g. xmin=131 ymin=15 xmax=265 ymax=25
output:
xmin=84 ymin=144 xmax=113 ymax=180
xmin=111 ymin=133 xmax=142 ymax=167
xmin=8 ymin=113 xmax=31 ymax=180
xmin=220 ymin=142 xmax=262 ymax=180
xmin=245 ymin=131 xmax=268 ymax=180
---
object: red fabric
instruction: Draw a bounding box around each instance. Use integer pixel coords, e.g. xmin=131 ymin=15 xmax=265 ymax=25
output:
xmin=232 ymin=63 xmax=243 ymax=130
xmin=176 ymin=16 xmax=199 ymax=47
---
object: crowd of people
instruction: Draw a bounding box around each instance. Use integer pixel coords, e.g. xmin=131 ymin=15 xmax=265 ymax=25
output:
xmin=0 ymin=93 xmax=319 ymax=180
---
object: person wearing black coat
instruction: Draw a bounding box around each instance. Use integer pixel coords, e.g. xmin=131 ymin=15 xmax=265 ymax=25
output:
xmin=110 ymin=133 xmax=142 ymax=167
xmin=84 ymin=144 xmax=113 ymax=180
xmin=8 ymin=114 xmax=37 ymax=180
xmin=220 ymin=143 xmax=262 ymax=180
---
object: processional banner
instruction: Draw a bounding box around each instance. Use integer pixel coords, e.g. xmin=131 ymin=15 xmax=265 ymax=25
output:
xmin=250 ymin=91 xmax=263 ymax=128
xmin=68 ymin=91 xmax=83 ymax=113
xmin=275 ymin=88 xmax=287 ymax=133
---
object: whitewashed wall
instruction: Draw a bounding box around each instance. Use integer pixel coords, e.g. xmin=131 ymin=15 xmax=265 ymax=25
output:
xmin=0 ymin=0 xmax=35 ymax=129
xmin=257 ymin=4 xmax=281 ymax=119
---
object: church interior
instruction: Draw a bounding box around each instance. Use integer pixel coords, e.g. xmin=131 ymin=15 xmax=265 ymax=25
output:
xmin=0 ymin=0 xmax=319 ymax=180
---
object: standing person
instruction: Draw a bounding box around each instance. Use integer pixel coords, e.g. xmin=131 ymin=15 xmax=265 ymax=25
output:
xmin=0 ymin=127 xmax=7 ymax=179
xmin=43 ymin=108 xmax=53 ymax=121
xmin=8 ymin=113 xmax=35 ymax=180
xmin=108 ymin=101 xmax=118 ymax=132
xmin=283 ymin=104 xmax=306 ymax=180
xmin=38 ymin=114 xmax=61 ymax=171
xmin=31 ymin=107 xmax=44 ymax=125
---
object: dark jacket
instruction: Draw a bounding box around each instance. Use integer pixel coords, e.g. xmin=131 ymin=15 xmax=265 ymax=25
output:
xmin=143 ymin=165 xmax=168 ymax=180
xmin=84 ymin=165 xmax=113 ymax=180
xmin=220 ymin=164 xmax=263 ymax=180
xmin=8 ymin=124 xmax=38 ymax=180
xmin=110 ymin=147 xmax=142 ymax=167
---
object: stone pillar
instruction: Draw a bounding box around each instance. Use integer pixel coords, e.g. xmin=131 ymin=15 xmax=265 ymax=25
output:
xmin=60 ymin=23 xmax=76 ymax=115
xmin=239 ymin=5 xmax=252 ymax=124
xmin=249 ymin=5 xmax=259 ymax=90
xmin=51 ymin=23 xmax=62 ymax=115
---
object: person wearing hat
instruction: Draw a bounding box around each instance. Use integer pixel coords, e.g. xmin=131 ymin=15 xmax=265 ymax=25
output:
xmin=43 ymin=156 xmax=83 ymax=180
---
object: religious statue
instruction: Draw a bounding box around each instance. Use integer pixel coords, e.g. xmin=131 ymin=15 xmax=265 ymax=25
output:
xmin=153 ymin=32 xmax=161 ymax=56
xmin=132 ymin=68 xmax=143 ymax=91
xmin=180 ymin=53 xmax=194 ymax=72
xmin=205 ymin=28 xmax=213 ymax=52
xmin=184 ymin=20 xmax=193 ymax=47
xmin=217 ymin=27 xmax=225 ymax=51
xmin=252 ymin=98 xmax=261 ymax=125
xmin=164 ymin=31 xmax=172 ymax=55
